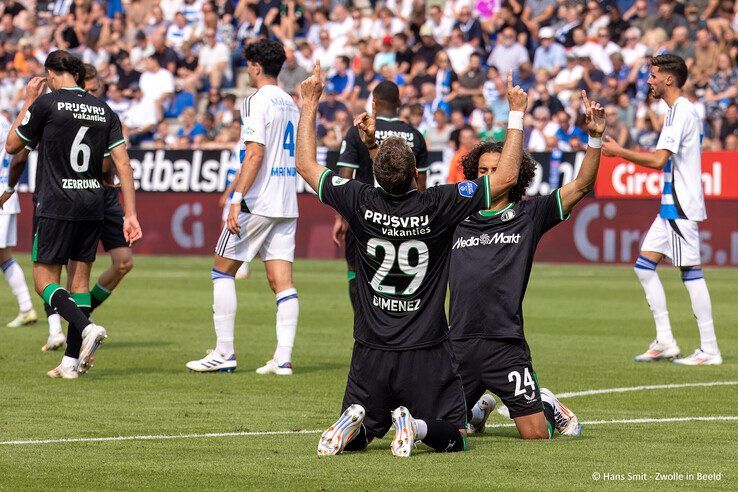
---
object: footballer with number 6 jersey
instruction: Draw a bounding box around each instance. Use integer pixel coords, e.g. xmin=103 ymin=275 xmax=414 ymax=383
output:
xmin=449 ymin=91 xmax=606 ymax=440
xmin=603 ymin=54 xmax=722 ymax=366
xmin=298 ymin=63 xmax=526 ymax=457
xmin=4 ymin=50 xmax=142 ymax=379
xmin=186 ymin=40 xmax=300 ymax=376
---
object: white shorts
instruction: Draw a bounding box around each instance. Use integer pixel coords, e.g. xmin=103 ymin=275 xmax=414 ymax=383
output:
xmin=214 ymin=212 xmax=296 ymax=263
xmin=641 ymin=215 xmax=701 ymax=267
xmin=0 ymin=214 xmax=18 ymax=249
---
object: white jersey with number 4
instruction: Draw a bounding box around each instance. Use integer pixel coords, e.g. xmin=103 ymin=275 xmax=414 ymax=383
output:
xmin=0 ymin=115 xmax=20 ymax=215
xmin=239 ymin=84 xmax=300 ymax=218
xmin=655 ymin=96 xmax=706 ymax=221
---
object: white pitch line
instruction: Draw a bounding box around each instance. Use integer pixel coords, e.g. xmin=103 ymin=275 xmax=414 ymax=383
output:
xmin=2 ymin=416 xmax=737 ymax=446
xmin=555 ymin=381 xmax=738 ymax=399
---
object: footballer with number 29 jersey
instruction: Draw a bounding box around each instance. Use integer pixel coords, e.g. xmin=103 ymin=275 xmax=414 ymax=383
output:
xmin=318 ymin=170 xmax=491 ymax=349
xmin=15 ymin=87 xmax=124 ymax=221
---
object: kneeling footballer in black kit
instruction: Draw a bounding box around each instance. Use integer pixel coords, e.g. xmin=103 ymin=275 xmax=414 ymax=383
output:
xmin=297 ymin=63 xmax=527 ymax=456
xmin=449 ymin=91 xmax=606 ymax=439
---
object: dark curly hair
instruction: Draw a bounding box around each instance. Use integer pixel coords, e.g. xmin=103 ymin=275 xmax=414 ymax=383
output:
xmin=461 ymin=141 xmax=538 ymax=203
xmin=244 ymin=39 xmax=286 ymax=78
xmin=44 ymin=50 xmax=85 ymax=87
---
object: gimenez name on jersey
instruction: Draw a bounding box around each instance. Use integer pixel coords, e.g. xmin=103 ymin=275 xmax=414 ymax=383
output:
xmin=453 ymin=232 xmax=522 ymax=249
xmin=363 ymin=209 xmax=432 ymax=237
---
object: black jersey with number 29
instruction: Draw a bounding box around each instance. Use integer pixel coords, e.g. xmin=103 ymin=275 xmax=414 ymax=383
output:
xmin=318 ymin=169 xmax=491 ymax=349
xmin=16 ymin=87 xmax=125 ymax=221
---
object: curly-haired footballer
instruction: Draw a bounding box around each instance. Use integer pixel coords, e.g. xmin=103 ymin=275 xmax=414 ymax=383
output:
xmin=448 ymin=91 xmax=606 ymax=440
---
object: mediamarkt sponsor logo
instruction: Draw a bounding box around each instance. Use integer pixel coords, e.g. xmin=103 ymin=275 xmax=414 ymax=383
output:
xmin=453 ymin=233 xmax=521 ymax=249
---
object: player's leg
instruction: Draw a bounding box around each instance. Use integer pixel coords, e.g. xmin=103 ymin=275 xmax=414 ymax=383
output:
xmin=391 ymin=342 xmax=467 ymax=457
xmin=67 ymin=259 xmax=107 ymax=374
xmin=671 ymin=221 xmax=721 ymax=365
xmin=41 ymin=302 xmax=65 ymax=352
xmin=450 ymin=339 xmax=492 ymax=435
xmin=634 ymin=217 xmax=679 ymax=361
xmin=318 ymin=343 xmax=392 ymax=456
xmin=257 ymin=218 xmax=298 ymax=375
xmin=90 ymin=247 xmax=133 ymax=311
xmin=222 ymin=204 xmax=250 ymax=280
xmin=0 ymin=246 xmax=37 ymax=327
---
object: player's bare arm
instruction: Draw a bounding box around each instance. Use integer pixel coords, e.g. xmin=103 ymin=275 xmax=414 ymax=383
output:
xmin=296 ymin=62 xmax=329 ymax=192
xmin=219 ymin=174 xmax=239 ymax=208
xmin=226 ymin=141 xmax=265 ymax=235
xmin=602 ymin=136 xmax=671 ymax=170
xmin=559 ymin=91 xmax=606 ymax=214
xmin=5 ymin=77 xmax=45 ymax=155
xmin=109 ymin=144 xmax=143 ymax=245
xmin=0 ymin=147 xmax=30 ymax=210
xmin=490 ymin=70 xmax=526 ymax=200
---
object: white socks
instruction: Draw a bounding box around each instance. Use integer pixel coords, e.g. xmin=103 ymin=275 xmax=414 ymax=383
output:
xmin=634 ymin=257 xmax=674 ymax=344
xmin=2 ymin=259 xmax=33 ymax=312
xmin=413 ymin=418 xmax=428 ymax=440
xmin=682 ymin=270 xmax=719 ymax=354
xmin=48 ymin=313 xmax=62 ymax=336
xmin=61 ymin=355 xmax=78 ymax=369
xmin=212 ymin=269 xmax=237 ymax=357
xmin=274 ymin=288 xmax=298 ymax=364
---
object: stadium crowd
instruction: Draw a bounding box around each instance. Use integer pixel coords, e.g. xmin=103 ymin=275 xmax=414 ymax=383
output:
xmin=1 ymin=0 xmax=738 ymax=154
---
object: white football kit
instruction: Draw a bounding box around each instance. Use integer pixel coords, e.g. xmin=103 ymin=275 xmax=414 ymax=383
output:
xmin=0 ymin=115 xmax=20 ymax=248
xmin=216 ymin=85 xmax=300 ymax=262
xmin=641 ymin=97 xmax=705 ymax=266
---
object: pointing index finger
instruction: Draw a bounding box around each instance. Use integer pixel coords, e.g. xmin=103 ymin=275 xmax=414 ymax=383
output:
xmin=507 ymin=69 xmax=513 ymax=91
xmin=314 ymin=60 xmax=321 ymax=76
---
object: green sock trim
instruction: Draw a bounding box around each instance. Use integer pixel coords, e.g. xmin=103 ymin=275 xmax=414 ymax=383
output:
xmin=547 ymin=421 xmax=554 ymax=439
xmin=71 ymin=292 xmax=92 ymax=308
xmin=347 ymin=271 xmax=356 ymax=281
xmin=461 ymin=432 xmax=467 ymax=451
xmin=42 ymin=283 xmax=64 ymax=306
xmin=32 ymin=232 xmax=39 ymax=262
xmin=91 ymin=282 xmax=112 ymax=302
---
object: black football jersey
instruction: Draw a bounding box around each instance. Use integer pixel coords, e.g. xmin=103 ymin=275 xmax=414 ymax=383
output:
xmin=337 ymin=117 xmax=429 ymax=184
xmin=318 ymin=169 xmax=491 ymax=349
xmin=16 ymin=87 xmax=124 ymax=221
xmin=448 ymin=190 xmax=568 ymax=341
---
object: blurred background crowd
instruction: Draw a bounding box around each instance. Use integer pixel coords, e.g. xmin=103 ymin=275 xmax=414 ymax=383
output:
xmin=2 ymin=0 xmax=738 ymax=154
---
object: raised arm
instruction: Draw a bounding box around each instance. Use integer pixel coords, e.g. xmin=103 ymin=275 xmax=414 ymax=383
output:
xmin=296 ymin=62 xmax=329 ymax=193
xmin=559 ymin=91 xmax=606 ymax=215
xmin=6 ymin=77 xmax=45 ymax=155
xmin=601 ymin=136 xmax=671 ymax=170
xmin=109 ymin=144 xmax=143 ymax=245
xmin=489 ymin=70 xmax=527 ymax=200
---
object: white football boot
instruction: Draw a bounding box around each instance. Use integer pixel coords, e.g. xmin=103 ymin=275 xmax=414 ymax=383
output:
xmin=390 ymin=406 xmax=416 ymax=457
xmin=186 ymin=350 xmax=237 ymax=372
xmin=673 ymin=348 xmax=723 ymax=366
xmin=540 ymin=388 xmax=581 ymax=437
xmin=468 ymin=393 xmax=497 ymax=434
xmin=42 ymin=331 xmax=67 ymax=352
xmin=77 ymin=324 xmax=108 ymax=374
xmin=255 ymin=359 xmax=292 ymax=375
xmin=317 ymin=404 xmax=366 ymax=456
xmin=47 ymin=364 xmax=79 ymax=379
xmin=634 ymin=339 xmax=680 ymax=362
xmin=7 ymin=309 xmax=38 ymax=328
xmin=235 ymin=262 xmax=250 ymax=280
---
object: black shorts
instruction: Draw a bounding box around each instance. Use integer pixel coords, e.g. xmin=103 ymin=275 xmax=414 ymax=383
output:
xmin=32 ymin=217 xmax=102 ymax=265
xmin=345 ymin=229 xmax=356 ymax=269
xmin=451 ymin=338 xmax=543 ymax=420
xmin=100 ymin=188 xmax=128 ymax=251
xmin=341 ymin=341 xmax=467 ymax=439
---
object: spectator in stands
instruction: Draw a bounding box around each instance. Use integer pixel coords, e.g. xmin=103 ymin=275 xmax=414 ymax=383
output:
xmin=553 ymin=1 xmax=583 ymax=48
xmin=477 ymin=110 xmax=505 ymax=143
xmin=531 ymin=82 xmax=565 ymax=116
xmin=555 ymin=110 xmax=588 ymax=151
xmin=0 ymin=13 xmax=23 ymax=44
xmin=447 ymin=126 xmax=479 ymax=183
xmin=654 ymin=0 xmax=687 ymax=33
xmin=430 ymin=50 xmax=458 ymax=101
xmin=313 ymin=29 xmax=341 ymax=71
xmin=419 ymin=81 xmax=451 ymax=129
xmin=452 ymin=52 xmax=485 ymax=117
xmin=414 ymin=24 xmax=442 ymax=66
xmin=692 ymin=28 xmax=719 ymax=81
xmin=318 ymin=86 xmax=348 ymax=127
xmin=166 ymin=12 xmax=194 ymax=51
xmin=152 ymin=31 xmax=179 ymax=74
xmin=174 ymin=107 xmax=207 ymax=148
xmin=425 ymin=109 xmax=453 ymax=151
xmin=106 ymin=83 xmax=131 ymax=114
xmin=719 ymin=104 xmax=738 ymax=148
xmin=527 ymin=106 xmax=559 ymax=152
xmin=424 ymin=4 xmax=453 ymax=45
xmin=130 ymin=30 xmax=154 ymax=70
xmin=704 ymin=53 xmax=738 ymax=138
xmin=522 ymin=0 xmax=557 ymax=35
xmin=140 ymin=55 xmax=174 ymax=115
xmin=605 ymin=104 xmax=634 ymax=148
xmin=327 ymin=56 xmax=355 ymax=100
xmin=620 ymin=27 xmax=648 ymax=68
xmin=454 ymin=5 xmax=484 ymax=49
xmin=122 ymin=84 xmax=158 ymax=146
xmin=533 ymin=26 xmax=566 ymax=76
xmin=684 ymin=4 xmax=709 ymax=40
xmin=488 ymin=27 xmax=529 ymax=76
xmin=624 ymin=0 xmax=656 ymax=34
xmin=554 ymin=53 xmax=584 ymax=105
xmin=197 ymin=28 xmax=231 ymax=90
xmin=670 ymin=26 xmax=694 ymax=69
xmin=279 ymin=43 xmax=308 ymax=96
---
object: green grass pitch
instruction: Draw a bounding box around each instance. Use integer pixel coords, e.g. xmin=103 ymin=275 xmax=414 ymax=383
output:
xmin=0 ymin=256 xmax=735 ymax=490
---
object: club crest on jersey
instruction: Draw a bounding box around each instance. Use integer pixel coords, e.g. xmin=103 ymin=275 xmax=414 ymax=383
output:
xmin=457 ymin=181 xmax=477 ymax=197
xmin=501 ymin=209 xmax=516 ymax=222
xmin=332 ymin=176 xmax=348 ymax=186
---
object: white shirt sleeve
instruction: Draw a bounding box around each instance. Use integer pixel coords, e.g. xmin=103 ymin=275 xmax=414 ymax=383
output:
xmin=657 ymin=104 xmax=688 ymax=155
xmin=240 ymin=93 xmax=267 ymax=146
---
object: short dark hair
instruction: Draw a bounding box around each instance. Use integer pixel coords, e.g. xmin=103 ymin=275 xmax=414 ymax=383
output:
xmin=83 ymin=63 xmax=98 ymax=81
xmin=373 ymin=80 xmax=400 ymax=106
xmin=246 ymin=3 xmax=259 ymax=16
xmin=45 ymin=50 xmax=86 ymax=86
xmin=337 ymin=55 xmax=350 ymax=67
xmin=650 ymin=53 xmax=688 ymax=87
xmin=244 ymin=39 xmax=286 ymax=78
xmin=374 ymin=136 xmax=416 ymax=195
xmin=462 ymin=141 xmax=538 ymax=203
